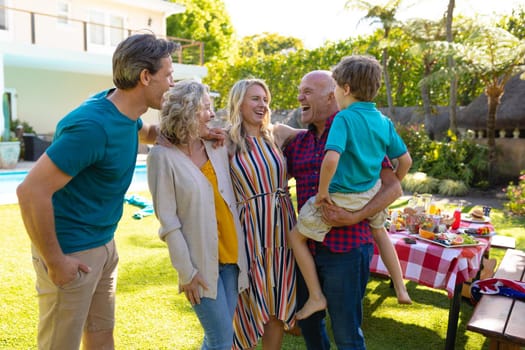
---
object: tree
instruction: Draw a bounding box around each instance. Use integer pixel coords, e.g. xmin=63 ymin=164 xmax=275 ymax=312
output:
xmin=345 ymin=0 xmax=404 ymax=117
xmin=456 ymin=25 xmax=525 ymax=182
xmin=166 ymin=0 xmax=236 ymax=62
xmin=403 ymin=18 xmax=447 ymax=138
xmin=239 ymin=32 xmax=304 ymax=57
xmin=204 ymin=40 xmax=351 ymax=111
xmin=446 ymin=0 xmax=459 ymax=136
xmin=499 ymin=6 xmax=525 ymax=40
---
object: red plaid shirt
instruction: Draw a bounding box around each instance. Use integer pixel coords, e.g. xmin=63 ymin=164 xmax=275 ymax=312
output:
xmin=284 ymin=113 xmax=391 ymax=253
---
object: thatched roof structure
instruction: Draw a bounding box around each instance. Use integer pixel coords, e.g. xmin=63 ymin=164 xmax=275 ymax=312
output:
xmin=457 ymin=73 xmax=525 ymax=130
xmin=277 ymin=73 xmax=524 ymax=139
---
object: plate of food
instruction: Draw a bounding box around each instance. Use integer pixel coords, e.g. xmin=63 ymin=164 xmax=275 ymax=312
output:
xmin=459 ymin=227 xmax=497 ymax=238
xmin=461 ymin=209 xmax=490 ymax=223
xmin=417 ymin=229 xmax=484 ymax=248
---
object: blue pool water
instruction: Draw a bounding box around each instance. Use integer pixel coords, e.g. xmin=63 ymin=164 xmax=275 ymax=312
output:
xmin=0 ymin=164 xmax=148 ymax=204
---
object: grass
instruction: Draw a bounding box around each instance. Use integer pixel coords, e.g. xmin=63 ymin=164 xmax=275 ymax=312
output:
xmin=1 ymin=190 xmax=524 ymax=350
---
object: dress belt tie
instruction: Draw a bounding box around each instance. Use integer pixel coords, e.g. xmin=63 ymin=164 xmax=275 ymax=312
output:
xmin=236 ymin=188 xmax=287 ymax=205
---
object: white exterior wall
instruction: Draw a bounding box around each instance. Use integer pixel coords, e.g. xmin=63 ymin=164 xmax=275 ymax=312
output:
xmin=3 ymin=0 xmax=165 ymax=51
xmin=5 ymin=66 xmax=113 ymax=134
xmin=0 ymin=0 xmax=204 ymax=136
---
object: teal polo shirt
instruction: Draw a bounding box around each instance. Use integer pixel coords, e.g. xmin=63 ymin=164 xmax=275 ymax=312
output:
xmin=46 ymin=89 xmax=143 ymax=253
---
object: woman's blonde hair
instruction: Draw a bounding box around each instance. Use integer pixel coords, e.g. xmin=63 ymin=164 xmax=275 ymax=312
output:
xmin=227 ymin=78 xmax=275 ymax=153
xmin=160 ymin=80 xmax=208 ymax=146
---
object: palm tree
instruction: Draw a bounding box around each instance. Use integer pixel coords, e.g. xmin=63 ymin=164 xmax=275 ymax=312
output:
xmin=345 ymin=0 xmax=404 ymax=118
xmin=446 ymin=0 xmax=458 ymax=136
xmin=403 ymin=18 xmax=447 ymax=139
xmin=456 ymin=26 xmax=525 ymax=182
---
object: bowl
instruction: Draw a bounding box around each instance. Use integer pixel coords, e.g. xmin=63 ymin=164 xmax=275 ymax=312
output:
xmin=419 ymin=228 xmax=435 ymax=240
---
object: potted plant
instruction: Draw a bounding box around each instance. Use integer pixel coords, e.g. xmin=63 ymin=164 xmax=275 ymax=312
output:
xmin=0 ymin=134 xmax=21 ymax=169
xmin=0 ymin=107 xmax=22 ymax=169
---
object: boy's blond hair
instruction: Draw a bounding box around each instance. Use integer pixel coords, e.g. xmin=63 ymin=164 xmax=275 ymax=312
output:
xmin=331 ymin=55 xmax=382 ymax=102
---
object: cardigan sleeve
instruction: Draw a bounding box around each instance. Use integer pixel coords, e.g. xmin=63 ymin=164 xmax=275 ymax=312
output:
xmin=165 ymin=231 xmax=198 ymax=286
xmin=147 ymin=146 xmax=197 ymax=285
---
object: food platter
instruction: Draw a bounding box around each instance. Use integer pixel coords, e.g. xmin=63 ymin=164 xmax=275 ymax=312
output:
xmin=467 ymin=232 xmax=496 ymax=238
xmin=461 ymin=214 xmax=490 ymax=223
xmin=458 ymin=228 xmax=497 ymax=238
xmin=416 ymin=232 xmax=485 ymax=248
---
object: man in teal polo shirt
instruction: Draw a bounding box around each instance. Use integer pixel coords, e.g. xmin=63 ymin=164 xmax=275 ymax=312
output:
xmin=17 ymin=34 xmax=176 ymax=350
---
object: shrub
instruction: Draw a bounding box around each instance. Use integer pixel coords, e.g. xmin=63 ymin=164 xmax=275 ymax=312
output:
xmin=11 ymin=120 xmax=35 ymax=135
xmin=503 ymin=171 xmax=525 ymax=216
xmin=402 ymin=172 xmax=439 ymax=194
xmin=397 ymin=125 xmax=489 ymax=188
xmin=438 ymin=179 xmax=469 ymax=196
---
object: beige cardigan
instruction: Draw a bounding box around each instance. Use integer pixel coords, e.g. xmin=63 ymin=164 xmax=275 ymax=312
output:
xmin=147 ymin=141 xmax=248 ymax=299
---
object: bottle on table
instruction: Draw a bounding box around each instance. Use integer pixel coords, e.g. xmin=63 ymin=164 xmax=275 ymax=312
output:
xmin=390 ymin=211 xmax=398 ymax=233
xmin=451 ymin=206 xmax=462 ymax=230
xmin=421 ymin=194 xmax=432 ymax=213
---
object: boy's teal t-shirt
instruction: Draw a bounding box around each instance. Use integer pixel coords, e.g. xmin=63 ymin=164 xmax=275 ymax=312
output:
xmin=46 ymin=89 xmax=143 ymax=254
xmin=325 ymin=101 xmax=407 ymax=193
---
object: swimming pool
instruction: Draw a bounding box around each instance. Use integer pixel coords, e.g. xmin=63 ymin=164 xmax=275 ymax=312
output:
xmin=0 ymin=164 xmax=148 ymax=205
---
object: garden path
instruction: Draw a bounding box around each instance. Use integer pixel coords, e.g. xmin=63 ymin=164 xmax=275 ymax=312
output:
xmin=402 ymin=188 xmax=506 ymax=210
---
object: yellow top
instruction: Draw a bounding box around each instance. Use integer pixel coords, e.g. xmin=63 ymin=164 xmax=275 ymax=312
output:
xmin=201 ymin=159 xmax=238 ymax=264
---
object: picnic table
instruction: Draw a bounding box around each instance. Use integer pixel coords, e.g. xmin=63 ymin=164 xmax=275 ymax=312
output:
xmin=467 ymin=248 xmax=525 ymax=349
xmin=370 ymin=218 xmax=492 ymax=350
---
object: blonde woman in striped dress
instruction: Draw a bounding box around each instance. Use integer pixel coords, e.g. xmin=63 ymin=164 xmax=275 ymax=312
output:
xmin=226 ymin=79 xmax=300 ymax=349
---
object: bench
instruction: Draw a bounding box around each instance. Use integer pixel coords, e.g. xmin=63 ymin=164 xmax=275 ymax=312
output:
xmin=467 ymin=249 xmax=525 ymax=349
xmin=491 ymin=235 xmax=516 ymax=250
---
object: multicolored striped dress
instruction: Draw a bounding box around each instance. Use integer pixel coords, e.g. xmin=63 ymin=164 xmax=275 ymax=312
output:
xmin=230 ymin=136 xmax=297 ymax=349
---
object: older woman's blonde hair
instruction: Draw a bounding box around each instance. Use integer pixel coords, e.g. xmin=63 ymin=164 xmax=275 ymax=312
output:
xmin=227 ymin=78 xmax=275 ymax=153
xmin=160 ymin=80 xmax=209 ymax=146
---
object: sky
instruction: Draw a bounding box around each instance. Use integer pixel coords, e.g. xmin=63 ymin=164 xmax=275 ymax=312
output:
xmin=222 ymin=0 xmax=523 ymax=49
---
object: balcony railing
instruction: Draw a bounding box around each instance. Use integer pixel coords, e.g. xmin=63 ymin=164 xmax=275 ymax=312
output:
xmin=0 ymin=5 xmax=204 ymax=66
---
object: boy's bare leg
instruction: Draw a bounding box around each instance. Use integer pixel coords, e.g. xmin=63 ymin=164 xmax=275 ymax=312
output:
xmin=373 ymin=227 xmax=412 ymax=304
xmin=288 ymin=227 xmax=327 ymax=319
xmin=261 ymin=316 xmax=284 ymax=350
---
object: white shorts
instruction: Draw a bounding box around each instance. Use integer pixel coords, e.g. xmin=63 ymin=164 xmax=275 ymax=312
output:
xmin=296 ymin=179 xmax=386 ymax=242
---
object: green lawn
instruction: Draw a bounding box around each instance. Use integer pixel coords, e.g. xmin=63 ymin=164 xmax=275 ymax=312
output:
xmin=1 ymin=191 xmax=524 ymax=350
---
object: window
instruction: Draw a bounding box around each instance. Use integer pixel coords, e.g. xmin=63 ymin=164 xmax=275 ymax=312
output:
xmin=89 ymin=10 xmax=105 ymax=45
xmin=57 ymin=1 xmax=70 ymax=25
xmin=89 ymin=10 xmax=124 ymax=48
xmin=109 ymin=15 xmax=124 ymax=46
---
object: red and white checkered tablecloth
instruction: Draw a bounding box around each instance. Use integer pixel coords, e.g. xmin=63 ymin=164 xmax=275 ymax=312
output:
xmin=370 ymin=227 xmax=490 ymax=298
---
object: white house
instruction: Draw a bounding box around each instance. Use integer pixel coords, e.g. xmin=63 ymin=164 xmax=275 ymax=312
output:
xmin=0 ymin=0 xmax=207 ymax=136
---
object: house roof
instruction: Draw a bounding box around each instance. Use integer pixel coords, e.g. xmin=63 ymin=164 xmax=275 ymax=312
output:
xmin=457 ymin=74 xmax=525 ymax=130
xmin=111 ymin=0 xmax=185 ymax=17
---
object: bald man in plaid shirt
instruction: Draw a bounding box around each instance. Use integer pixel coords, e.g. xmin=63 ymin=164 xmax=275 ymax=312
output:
xmin=283 ymin=70 xmax=402 ymax=350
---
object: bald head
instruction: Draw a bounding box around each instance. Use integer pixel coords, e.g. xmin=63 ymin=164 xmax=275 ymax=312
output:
xmin=301 ymin=70 xmax=336 ymax=96
xmin=298 ymin=70 xmax=339 ymax=129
